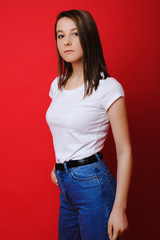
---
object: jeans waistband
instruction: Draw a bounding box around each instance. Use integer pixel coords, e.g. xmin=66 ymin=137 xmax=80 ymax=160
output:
xmin=55 ymin=152 xmax=103 ymax=171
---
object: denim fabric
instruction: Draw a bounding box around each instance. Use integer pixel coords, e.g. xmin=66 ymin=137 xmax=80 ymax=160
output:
xmin=55 ymin=153 xmax=120 ymax=240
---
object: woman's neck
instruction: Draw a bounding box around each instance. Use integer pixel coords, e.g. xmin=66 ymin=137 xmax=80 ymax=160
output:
xmin=70 ymin=61 xmax=84 ymax=84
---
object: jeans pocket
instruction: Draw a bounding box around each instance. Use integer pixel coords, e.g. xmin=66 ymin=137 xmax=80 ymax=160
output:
xmin=71 ymin=164 xmax=97 ymax=181
xmin=104 ymin=170 xmax=117 ymax=197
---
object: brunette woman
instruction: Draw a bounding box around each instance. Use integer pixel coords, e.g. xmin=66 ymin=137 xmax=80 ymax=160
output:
xmin=46 ymin=9 xmax=132 ymax=240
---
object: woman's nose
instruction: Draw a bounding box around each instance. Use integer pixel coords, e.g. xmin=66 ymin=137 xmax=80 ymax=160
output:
xmin=64 ymin=38 xmax=72 ymax=46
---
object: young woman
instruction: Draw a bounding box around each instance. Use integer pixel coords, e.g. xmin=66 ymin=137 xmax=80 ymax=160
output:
xmin=46 ymin=9 xmax=132 ymax=240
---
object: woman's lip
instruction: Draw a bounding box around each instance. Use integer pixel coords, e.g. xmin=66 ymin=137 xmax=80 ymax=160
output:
xmin=64 ymin=50 xmax=74 ymax=53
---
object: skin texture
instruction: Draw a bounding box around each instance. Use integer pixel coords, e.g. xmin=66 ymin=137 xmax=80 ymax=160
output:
xmin=50 ymin=17 xmax=133 ymax=240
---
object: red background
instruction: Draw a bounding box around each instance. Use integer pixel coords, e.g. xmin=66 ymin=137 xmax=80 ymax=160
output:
xmin=0 ymin=0 xmax=159 ymax=239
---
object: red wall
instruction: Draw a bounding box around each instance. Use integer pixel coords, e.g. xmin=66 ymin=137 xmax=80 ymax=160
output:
xmin=0 ymin=0 xmax=159 ymax=239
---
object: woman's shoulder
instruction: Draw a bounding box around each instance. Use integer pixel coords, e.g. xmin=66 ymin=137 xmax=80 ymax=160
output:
xmin=97 ymin=76 xmax=124 ymax=95
xmin=99 ymin=76 xmax=123 ymax=88
xmin=50 ymin=74 xmax=66 ymax=87
xmin=97 ymin=76 xmax=125 ymax=111
xmin=50 ymin=76 xmax=59 ymax=87
xmin=49 ymin=76 xmax=59 ymax=99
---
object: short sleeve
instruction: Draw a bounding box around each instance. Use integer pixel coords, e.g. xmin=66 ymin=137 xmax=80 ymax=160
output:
xmin=49 ymin=77 xmax=58 ymax=99
xmin=98 ymin=77 xmax=125 ymax=111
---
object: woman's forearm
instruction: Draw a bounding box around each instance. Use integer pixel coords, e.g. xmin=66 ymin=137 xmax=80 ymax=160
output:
xmin=113 ymin=148 xmax=133 ymax=211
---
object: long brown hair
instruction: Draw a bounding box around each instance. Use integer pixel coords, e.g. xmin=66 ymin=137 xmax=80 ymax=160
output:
xmin=55 ymin=9 xmax=110 ymax=98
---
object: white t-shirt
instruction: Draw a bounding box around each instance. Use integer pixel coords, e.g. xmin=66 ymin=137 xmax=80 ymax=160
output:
xmin=46 ymin=76 xmax=125 ymax=163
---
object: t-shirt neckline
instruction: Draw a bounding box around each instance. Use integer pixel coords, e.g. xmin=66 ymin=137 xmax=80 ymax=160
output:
xmin=63 ymin=83 xmax=84 ymax=92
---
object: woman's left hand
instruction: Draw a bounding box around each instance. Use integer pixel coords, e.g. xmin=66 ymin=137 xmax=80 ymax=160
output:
xmin=108 ymin=207 xmax=128 ymax=240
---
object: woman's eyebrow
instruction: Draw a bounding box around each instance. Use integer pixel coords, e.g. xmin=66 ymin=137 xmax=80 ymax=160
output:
xmin=57 ymin=28 xmax=78 ymax=33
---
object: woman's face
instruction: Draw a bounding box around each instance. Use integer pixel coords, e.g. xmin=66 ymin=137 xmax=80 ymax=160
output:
xmin=56 ymin=17 xmax=83 ymax=64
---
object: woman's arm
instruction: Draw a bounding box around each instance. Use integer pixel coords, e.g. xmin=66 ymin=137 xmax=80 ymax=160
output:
xmin=107 ymin=97 xmax=133 ymax=240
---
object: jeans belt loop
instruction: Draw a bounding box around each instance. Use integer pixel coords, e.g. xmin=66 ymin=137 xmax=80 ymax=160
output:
xmin=63 ymin=162 xmax=68 ymax=174
xmin=95 ymin=153 xmax=102 ymax=163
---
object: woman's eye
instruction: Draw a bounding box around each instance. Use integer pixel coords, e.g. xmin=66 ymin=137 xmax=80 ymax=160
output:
xmin=57 ymin=35 xmax=64 ymax=39
xmin=73 ymin=32 xmax=78 ymax=36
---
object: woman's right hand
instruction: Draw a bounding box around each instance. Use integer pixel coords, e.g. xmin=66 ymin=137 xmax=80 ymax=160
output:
xmin=51 ymin=167 xmax=58 ymax=185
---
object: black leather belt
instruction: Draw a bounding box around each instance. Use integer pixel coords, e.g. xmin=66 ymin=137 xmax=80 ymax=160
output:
xmin=55 ymin=152 xmax=103 ymax=171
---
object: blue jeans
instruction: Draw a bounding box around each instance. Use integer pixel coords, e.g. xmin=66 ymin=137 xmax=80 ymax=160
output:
xmin=55 ymin=153 xmax=120 ymax=240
